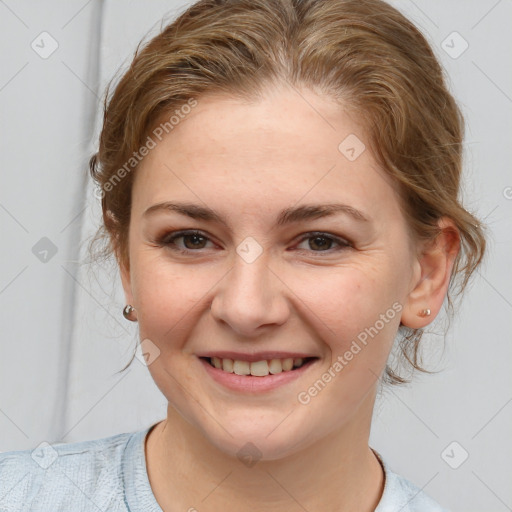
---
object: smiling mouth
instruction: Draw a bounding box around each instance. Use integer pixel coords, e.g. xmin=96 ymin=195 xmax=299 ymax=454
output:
xmin=200 ymin=356 xmax=318 ymax=377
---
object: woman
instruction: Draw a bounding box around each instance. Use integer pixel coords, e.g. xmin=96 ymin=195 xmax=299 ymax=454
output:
xmin=0 ymin=0 xmax=486 ymax=510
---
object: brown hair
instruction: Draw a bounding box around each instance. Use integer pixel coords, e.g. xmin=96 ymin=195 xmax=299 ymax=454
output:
xmin=88 ymin=0 xmax=487 ymax=385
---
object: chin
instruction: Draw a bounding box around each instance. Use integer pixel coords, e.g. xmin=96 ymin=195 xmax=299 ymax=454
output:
xmin=202 ymin=416 xmax=319 ymax=463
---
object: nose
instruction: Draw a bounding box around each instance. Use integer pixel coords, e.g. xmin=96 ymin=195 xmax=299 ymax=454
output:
xmin=209 ymin=251 xmax=290 ymax=337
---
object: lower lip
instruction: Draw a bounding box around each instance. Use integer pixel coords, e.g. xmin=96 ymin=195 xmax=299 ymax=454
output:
xmin=198 ymin=357 xmax=318 ymax=393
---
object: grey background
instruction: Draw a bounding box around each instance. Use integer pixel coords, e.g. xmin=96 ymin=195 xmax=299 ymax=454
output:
xmin=0 ymin=1 xmax=511 ymax=510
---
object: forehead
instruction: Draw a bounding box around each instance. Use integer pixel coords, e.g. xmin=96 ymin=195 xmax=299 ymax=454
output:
xmin=152 ymin=87 xmax=363 ymax=166
xmin=132 ymin=86 xmax=402 ymax=225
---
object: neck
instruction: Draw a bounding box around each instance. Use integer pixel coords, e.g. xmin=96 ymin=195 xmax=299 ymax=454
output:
xmin=145 ymin=391 xmax=384 ymax=512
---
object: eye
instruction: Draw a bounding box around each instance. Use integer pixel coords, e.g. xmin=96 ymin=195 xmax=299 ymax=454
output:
xmin=157 ymin=230 xmax=215 ymax=253
xmin=156 ymin=230 xmax=352 ymax=256
xmin=295 ymin=232 xmax=352 ymax=254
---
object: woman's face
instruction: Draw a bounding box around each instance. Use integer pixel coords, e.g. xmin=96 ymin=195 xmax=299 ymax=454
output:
xmin=120 ymin=85 xmax=422 ymax=460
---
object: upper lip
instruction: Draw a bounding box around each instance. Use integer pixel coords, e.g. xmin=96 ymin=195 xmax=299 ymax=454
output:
xmin=196 ymin=351 xmax=319 ymax=362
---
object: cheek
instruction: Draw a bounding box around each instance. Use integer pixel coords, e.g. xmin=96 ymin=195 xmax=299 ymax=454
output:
xmin=131 ymin=256 xmax=209 ymax=343
xmin=292 ymin=262 xmax=402 ymax=361
xmin=131 ymin=244 xmax=405 ymax=355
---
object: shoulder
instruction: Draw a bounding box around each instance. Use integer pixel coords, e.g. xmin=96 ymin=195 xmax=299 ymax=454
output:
xmin=0 ymin=430 xmax=142 ymax=512
xmin=373 ymin=450 xmax=450 ymax=512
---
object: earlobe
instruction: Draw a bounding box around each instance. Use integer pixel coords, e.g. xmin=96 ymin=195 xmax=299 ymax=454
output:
xmin=401 ymin=217 xmax=460 ymax=329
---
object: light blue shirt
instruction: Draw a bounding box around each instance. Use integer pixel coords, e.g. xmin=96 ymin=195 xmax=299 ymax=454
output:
xmin=0 ymin=423 xmax=449 ymax=511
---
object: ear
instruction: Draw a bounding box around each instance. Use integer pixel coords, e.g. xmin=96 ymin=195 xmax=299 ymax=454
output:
xmin=118 ymin=254 xmax=135 ymax=312
xmin=401 ymin=217 xmax=461 ymax=328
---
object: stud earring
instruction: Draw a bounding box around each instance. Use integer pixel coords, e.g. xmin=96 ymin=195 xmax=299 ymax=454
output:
xmin=418 ymin=308 xmax=431 ymax=317
xmin=123 ymin=304 xmax=137 ymax=322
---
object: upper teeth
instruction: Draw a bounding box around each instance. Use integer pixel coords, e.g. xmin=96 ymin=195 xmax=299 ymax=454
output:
xmin=211 ymin=357 xmax=306 ymax=377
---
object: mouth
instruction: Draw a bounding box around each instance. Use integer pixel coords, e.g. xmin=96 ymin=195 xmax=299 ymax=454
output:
xmin=199 ymin=356 xmax=318 ymax=377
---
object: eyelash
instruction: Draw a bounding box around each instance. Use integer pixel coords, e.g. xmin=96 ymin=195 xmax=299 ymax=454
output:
xmin=156 ymin=229 xmax=352 ymax=256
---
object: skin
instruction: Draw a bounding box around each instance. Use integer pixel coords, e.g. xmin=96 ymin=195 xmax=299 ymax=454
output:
xmin=119 ymin=83 xmax=460 ymax=512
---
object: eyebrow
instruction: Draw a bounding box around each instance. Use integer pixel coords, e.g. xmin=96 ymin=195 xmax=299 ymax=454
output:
xmin=143 ymin=201 xmax=371 ymax=226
